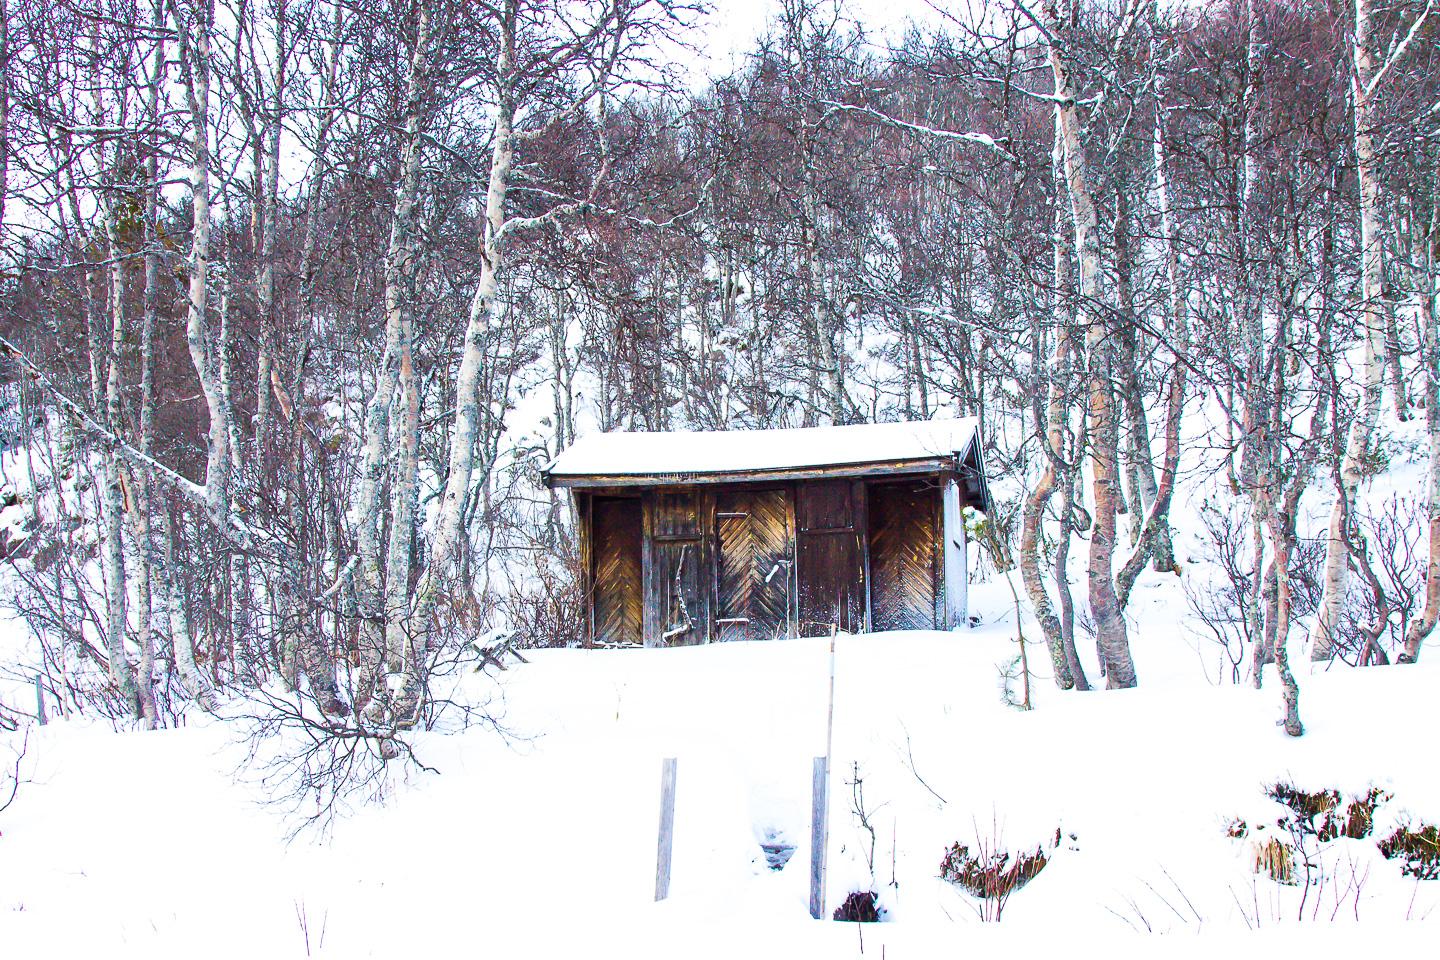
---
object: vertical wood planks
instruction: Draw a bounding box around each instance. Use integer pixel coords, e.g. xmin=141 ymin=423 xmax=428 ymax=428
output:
xmin=644 ymin=489 xmax=712 ymax=646
xmin=795 ymin=480 xmax=865 ymax=635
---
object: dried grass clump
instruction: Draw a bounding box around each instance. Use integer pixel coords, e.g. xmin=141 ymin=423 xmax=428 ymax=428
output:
xmin=1268 ymin=783 xmax=1339 ymax=825
xmin=1266 ymin=782 xmax=1391 ymax=840
xmin=1378 ymin=823 xmax=1440 ymax=880
xmin=939 ymin=841 xmax=1048 ymax=900
xmin=1251 ymin=833 xmax=1296 ymax=885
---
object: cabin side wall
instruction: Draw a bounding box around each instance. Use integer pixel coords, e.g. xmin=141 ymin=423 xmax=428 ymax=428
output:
xmin=942 ymin=478 xmax=968 ymax=628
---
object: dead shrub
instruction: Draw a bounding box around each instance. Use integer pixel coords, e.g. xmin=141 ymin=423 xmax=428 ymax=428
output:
xmin=939 ymin=832 xmax=1051 ymax=921
xmin=832 ymin=890 xmax=883 ymax=922
xmin=1268 ymin=782 xmax=1340 ymax=826
xmin=1266 ymin=782 xmax=1391 ymax=841
xmin=1378 ymin=823 xmax=1440 ymax=880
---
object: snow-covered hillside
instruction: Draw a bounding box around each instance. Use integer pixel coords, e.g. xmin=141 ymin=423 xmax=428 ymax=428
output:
xmin=2 ymin=588 xmax=1437 ymax=957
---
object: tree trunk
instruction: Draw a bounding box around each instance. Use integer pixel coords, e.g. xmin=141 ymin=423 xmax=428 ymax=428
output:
xmin=351 ymin=1 xmax=435 ymax=715
xmin=1403 ymin=219 xmax=1439 ymax=662
xmin=402 ymin=76 xmax=515 ymax=718
xmin=156 ymin=506 xmax=219 ymax=711
xmin=1041 ymin=0 xmax=1136 ymax=688
xmin=1312 ymin=0 xmax=1390 ymax=661
xmin=175 ymin=0 xmax=232 ymax=528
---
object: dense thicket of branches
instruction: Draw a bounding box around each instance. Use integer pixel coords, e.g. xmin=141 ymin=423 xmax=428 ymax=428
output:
xmin=0 ymin=0 xmax=1435 ymax=742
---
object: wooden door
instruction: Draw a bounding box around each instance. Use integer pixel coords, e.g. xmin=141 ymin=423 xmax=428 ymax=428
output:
xmin=715 ymin=488 xmax=793 ymax=642
xmin=644 ymin=490 xmax=712 ymax=646
xmin=867 ymin=480 xmax=941 ymax=631
xmin=590 ymin=497 xmax=642 ymax=646
xmin=795 ymin=480 xmax=865 ymax=636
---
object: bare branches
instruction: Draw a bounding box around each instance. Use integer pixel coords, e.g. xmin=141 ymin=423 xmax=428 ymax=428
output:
xmin=816 ymin=99 xmax=1014 ymax=159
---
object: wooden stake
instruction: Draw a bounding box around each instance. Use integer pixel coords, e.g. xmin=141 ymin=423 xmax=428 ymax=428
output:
xmin=810 ymin=755 xmax=829 ymax=919
xmin=35 ymin=674 xmax=46 ymax=726
xmin=655 ymin=757 xmax=677 ymax=901
xmin=812 ymin=625 xmax=839 ymax=919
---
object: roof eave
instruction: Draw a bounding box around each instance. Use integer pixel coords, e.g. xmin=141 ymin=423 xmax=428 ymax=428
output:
xmin=543 ymin=455 xmax=961 ymax=490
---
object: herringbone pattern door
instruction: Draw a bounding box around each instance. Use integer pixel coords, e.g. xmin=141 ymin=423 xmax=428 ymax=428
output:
xmin=868 ymin=481 xmax=940 ymax=631
xmin=715 ymin=489 xmax=792 ymax=642
xmin=591 ymin=497 xmax=642 ymax=645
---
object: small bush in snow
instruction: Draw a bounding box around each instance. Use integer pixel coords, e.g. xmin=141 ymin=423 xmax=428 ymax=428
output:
xmin=832 ymin=890 xmax=883 ymax=922
xmin=1266 ymin=782 xmax=1391 ymax=840
xmin=939 ymin=831 xmax=1053 ymax=921
xmin=1267 ymin=782 xmax=1341 ymax=827
xmin=1378 ymin=823 xmax=1440 ymax=880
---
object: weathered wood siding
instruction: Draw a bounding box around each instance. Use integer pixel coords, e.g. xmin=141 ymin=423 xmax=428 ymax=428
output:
xmin=795 ymin=479 xmax=866 ymax=635
xmin=643 ymin=489 xmax=713 ymax=646
xmin=867 ymin=480 xmax=941 ymax=631
xmin=715 ymin=488 xmax=794 ymax=642
xmin=590 ymin=496 xmax=643 ymax=646
xmin=581 ymin=472 xmax=965 ymax=645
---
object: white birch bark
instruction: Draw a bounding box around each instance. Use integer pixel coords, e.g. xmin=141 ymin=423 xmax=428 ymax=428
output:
xmin=1311 ymin=0 xmax=1393 ymax=661
xmin=351 ymin=2 xmax=434 ymax=713
xmin=1020 ymin=113 xmax=1081 ymax=690
xmin=1403 ymin=207 xmax=1439 ymax=662
xmin=172 ymin=0 xmax=231 ymax=528
xmin=382 ymin=310 xmax=421 ymax=675
xmin=253 ymin=112 xmax=280 ymax=452
xmin=101 ymin=217 xmax=140 ymax=715
xmin=155 ymin=506 xmax=219 ymax=710
xmin=402 ymin=72 xmax=516 ymax=697
xmin=1036 ymin=0 xmax=1136 ymax=687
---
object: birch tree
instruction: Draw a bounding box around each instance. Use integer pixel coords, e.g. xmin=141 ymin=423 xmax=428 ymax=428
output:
xmin=1311 ymin=0 xmax=1434 ymax=661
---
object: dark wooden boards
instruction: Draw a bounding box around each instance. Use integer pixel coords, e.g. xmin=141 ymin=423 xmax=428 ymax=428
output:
xmin=644 ymin=489 xmax=712 ymax=646
xmin=591 ymin=496 xmax=643 ymax=646
xmin=714 ymin=488 xmax=793 ymax=642
xmin=795 ymin=480 xmax=865 ymax=636
xmin=582 ymin=473 xmax=960 ymax=646
xmin=867 ymin=480 xmax=941 ymax=631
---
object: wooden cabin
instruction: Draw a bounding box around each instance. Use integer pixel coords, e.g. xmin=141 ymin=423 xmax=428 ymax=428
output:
xmin=542 ymin=419 xmax=992 ymax=647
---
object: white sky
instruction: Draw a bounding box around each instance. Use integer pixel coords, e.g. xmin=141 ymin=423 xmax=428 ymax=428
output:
xmin=684 ymin=0 xmax=950 ymax=80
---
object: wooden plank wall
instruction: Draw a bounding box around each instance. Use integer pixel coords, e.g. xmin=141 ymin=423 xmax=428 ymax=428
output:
xmin=583 ymin=474 xmax=953 ymax=646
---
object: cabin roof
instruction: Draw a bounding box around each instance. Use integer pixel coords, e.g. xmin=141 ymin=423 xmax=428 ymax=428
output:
xmin=543 ymin=418 xmax=991 ymax=508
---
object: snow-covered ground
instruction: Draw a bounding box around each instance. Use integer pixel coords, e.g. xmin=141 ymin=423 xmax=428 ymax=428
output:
xmin=2 ymin=584 xmax=1437 ymax=957
xmin=2 ymin=382 xmax=1437 ymax=956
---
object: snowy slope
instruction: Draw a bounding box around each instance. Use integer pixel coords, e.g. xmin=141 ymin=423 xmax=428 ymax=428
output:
xmin=1 ymin=605 xmax=1436 ymax=957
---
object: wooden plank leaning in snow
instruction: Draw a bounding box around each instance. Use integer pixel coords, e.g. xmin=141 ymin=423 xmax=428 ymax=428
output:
xmin=655 ymin=758 xmax=677 ymax=902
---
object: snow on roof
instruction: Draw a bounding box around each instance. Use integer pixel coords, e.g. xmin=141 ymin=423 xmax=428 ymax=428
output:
xmin=544 ymin=417 xmax=981 ymax=481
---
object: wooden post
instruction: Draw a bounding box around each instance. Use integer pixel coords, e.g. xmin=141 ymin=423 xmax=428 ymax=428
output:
xmin=655 ymin=757 xmax=677 ymax=901
xmin=35 ymin=673 xmax=46 ymax=726
xmin=811 ymin=626 xmax=837 ymax=919
xmin=810 ymin=754 xmax=828 ymax=919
